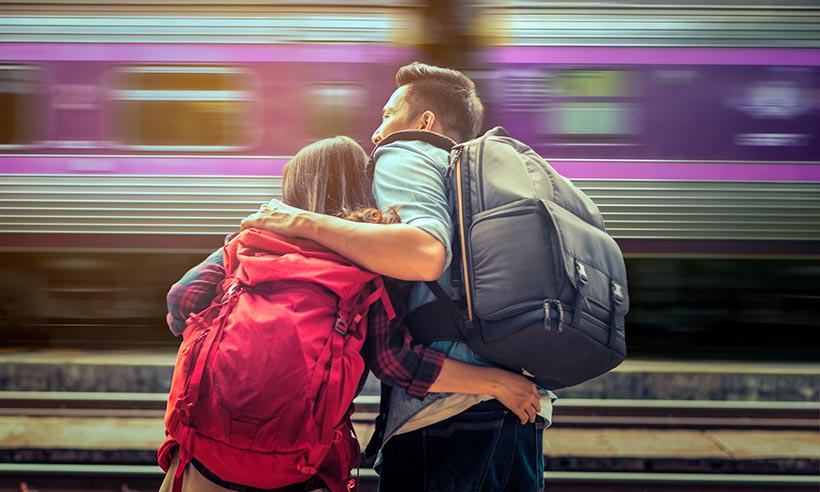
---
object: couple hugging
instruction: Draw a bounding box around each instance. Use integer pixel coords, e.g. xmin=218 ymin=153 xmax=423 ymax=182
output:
xmin=158 ymin=62 xmax=552 ymax=492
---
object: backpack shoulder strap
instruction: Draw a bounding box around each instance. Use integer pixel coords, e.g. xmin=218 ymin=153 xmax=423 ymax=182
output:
xmin=482 ymin=126 xmax=510 ymax=139
xmin=371 ymin=130 xmax=456 ymax=157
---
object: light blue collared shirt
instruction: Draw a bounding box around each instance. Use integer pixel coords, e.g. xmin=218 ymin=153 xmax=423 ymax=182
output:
xmin=372 ymin=137 xmax=554 ymax=445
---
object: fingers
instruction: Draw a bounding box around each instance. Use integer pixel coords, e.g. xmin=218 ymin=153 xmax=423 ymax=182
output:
xmin=240 ymin=212 xmax=262 ymax=230
xmin=521 ymin=387 xmax=541 ymax=425
xmin=513 ymin=406 xmax=530 ymax=425
xmin=493 ymin=370 xmax=542 ymax=425
xmin=508 ymin=392 xmax=541 ymax=425
xmin=514 ymin=400 xmax=539 ymax=425
xmin=241 ymin=201 xmax=275 ymax=230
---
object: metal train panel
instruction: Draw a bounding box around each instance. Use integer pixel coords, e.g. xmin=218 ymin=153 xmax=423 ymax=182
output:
xmin=2 ymin=176 xmax=818 ymax=250
xmin=474 ymin=0 xmax=820 ymax=48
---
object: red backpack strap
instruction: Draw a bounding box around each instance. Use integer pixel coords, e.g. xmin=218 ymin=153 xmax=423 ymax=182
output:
xmin=172 ymin=281 xmax=244 ymax=492
xmin=304 ymin=276 xmax=394 ymax=473
xmin=358 ymin=277 xmax=395 ymax=320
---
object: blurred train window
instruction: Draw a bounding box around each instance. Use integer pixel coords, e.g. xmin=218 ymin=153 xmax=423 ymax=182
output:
xmin=0 ymin=66 xmax=47 ymax=147
xmin=553 ymin=70 xmax=636 ymax=98
xmin=106 ymin=67 xmax=258 ymax=150
xmin=303 ymin=84 xmax=369 ymax=140
xmin=546 ymin=69 xmax=640 ymax=144
xmin=551 ymin=102 xmax=638 ymax=136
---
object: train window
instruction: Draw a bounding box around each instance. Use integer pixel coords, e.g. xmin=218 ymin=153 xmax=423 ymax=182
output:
xmin=0 ymin=66 xmax=47 ymax=147
xmin=545 ymin=69 xmax=640 ymax=144
xmin=105 ymin=67 xmax=258 ymax=151
xmin=553 ymin=70 xmax=637 ymax=98
xmin=303 ymin=83 xmax=369 ymax=140
xmin=550 ymin=102 xmax=638 ymax=136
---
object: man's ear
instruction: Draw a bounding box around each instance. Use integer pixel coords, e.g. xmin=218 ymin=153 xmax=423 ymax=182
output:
xmin=420 ymin=111 xmax=436 ymax=131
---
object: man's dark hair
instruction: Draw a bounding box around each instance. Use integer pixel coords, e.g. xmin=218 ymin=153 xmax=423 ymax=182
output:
xmin=396 ymin=62 xmax=484 ymax=143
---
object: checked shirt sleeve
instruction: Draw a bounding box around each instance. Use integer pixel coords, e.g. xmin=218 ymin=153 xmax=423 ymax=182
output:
xmin=365 ymin=292 xmax=446 ymax=399
xmin=166 ymin=247 xmax=227 ymax=337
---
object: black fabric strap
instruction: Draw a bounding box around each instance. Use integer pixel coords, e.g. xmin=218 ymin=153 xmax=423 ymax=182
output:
xmin=424 ymin=281 xmax=463 ymax=328
xmin=363 ymin=382 xmax=392 ymax=459
xmin=404 ymin=281 xmax=474 ymax=345
xmin=191 ymin=458 xmax=326 ymax=492
xmin=405 ymin=300 xmax=464 ymax=345
xmin=372 ymin=130 xmax=456 ymax=155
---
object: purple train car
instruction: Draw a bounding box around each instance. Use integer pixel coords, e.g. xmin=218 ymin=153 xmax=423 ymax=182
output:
xmin=1 ymin=0 xmax=819 ymax=354
xmin=475 ymin=0 xmax=820 ymax=255
xmin=0 ymin=1 xmax=424 ymax=341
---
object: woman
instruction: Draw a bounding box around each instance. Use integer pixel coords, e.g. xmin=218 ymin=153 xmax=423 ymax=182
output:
xmin=159 ymin=136 xmax=429 ymax=492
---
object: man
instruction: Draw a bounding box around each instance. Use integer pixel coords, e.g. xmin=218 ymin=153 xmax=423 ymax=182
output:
xmin=242 ymin=62 xmax=550 ymax=491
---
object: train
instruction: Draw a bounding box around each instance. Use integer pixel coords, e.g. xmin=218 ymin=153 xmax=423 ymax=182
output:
xmin=1 ymin=0 xmax=819 ymax=357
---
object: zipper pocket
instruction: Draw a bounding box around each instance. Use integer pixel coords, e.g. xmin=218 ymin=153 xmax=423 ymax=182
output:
xmin=468 ymin=199 xmax=564 ymax=320
xmin=488 ymin=299 xmax=547 ymax=321
xmin=544 ymin=300 xmax=611 ymax=336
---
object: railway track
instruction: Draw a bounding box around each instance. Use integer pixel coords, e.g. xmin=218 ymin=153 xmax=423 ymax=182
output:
xmin=0 ymin=391 xmax=817 ymax=491
xmin=0 ymin=465 xmax=817 ymax=492
xmin=1 ymin=392 xmax=817 ymax=431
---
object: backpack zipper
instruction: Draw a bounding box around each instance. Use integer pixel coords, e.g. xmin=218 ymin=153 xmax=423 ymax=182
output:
xmin=476 ymin=137 xmax=487 ymax=212
xmin=454 ymin=146 xmax=473 ymax=322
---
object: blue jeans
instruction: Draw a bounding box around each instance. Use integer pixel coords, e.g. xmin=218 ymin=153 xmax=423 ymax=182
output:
xmin=377 ymin=400 xmax=545 ymax=492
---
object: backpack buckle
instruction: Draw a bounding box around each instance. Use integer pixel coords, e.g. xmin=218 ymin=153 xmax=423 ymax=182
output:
xmin=575 ymin=261 xmax=589 ymax=285
xmin=611 ymin=281 xmax=624 ymax=305
xmin=334 ymin=316 xmax=348 ymax=335
xmin=221 ymin=283 xmax=241 ymax=305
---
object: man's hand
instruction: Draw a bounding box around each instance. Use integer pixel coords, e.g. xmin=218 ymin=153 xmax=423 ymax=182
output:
xmin=240 ymin=199 xmax=308 ymax=237
xmin=240 ymin=198 xmax=445 ymax=280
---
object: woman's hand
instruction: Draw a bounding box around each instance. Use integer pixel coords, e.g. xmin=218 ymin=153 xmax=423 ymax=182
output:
xmin=427 ymin=359 xmax=541 ymax=425
xmin=487 ymin=368 xmax=541 ymax=425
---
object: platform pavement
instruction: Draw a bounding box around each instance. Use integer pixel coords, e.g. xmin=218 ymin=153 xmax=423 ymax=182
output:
xmin=0 ymin=415 xmax=818 ymax=475
xmin=0 ymin=349 xmax=818 ymax=477
xmin=0 ymin=348 xmax=818 ymax=401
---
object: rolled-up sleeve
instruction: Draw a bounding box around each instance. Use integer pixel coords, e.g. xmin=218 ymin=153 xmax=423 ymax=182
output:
xmin=372 ymin=142 xmax=453 ymax=268
xmin=365 ymin=293 xmax=446 ymax=399
xmin=166 ymin=248 xmax=226 ymax=336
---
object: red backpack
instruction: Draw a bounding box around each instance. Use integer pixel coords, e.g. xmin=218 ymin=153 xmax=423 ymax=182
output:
xmin=160 ymin=228 xmax=394 ymax=492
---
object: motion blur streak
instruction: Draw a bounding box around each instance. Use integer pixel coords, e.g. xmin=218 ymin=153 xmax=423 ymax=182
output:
xmin=1 ymin=0 xmax=818 ymax=355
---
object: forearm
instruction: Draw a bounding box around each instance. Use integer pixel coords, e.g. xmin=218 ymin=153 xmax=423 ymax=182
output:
xmin=287 ymin=212 xmax=446 ymax=281
xmin=427 ymin=359 xmax=503 ymax=396
xmin=429 ymin=358 xmax=542 ymax=424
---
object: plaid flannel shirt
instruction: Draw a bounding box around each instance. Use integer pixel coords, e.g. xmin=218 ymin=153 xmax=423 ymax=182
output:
xmin=166 ymin=235 xmax=445 ymax=399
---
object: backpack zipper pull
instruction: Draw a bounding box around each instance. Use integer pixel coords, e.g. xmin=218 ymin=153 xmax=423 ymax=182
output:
xmin=543 ymin=299 xmax=563 ymax=332
xmin=446 ymin=146 xmax=463 ymax=190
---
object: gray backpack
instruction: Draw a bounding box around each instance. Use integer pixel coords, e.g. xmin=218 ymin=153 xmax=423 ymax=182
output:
xmin=378 ymin=127 xmax=628 ymax=390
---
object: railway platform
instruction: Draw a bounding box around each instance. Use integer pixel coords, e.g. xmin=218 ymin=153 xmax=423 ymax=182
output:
xmin=0 ymin=349 xmax=817 ymax=490
xmin=0 ymin=348 xmax=817 ymax=401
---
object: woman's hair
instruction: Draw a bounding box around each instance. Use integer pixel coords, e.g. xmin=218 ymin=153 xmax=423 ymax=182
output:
xmin=281 ymin=136 xmax=400 ymax=225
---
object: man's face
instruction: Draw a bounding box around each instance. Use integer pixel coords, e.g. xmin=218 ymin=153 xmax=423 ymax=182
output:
xmin=371 ymin=85 xmax=421 ymax=145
